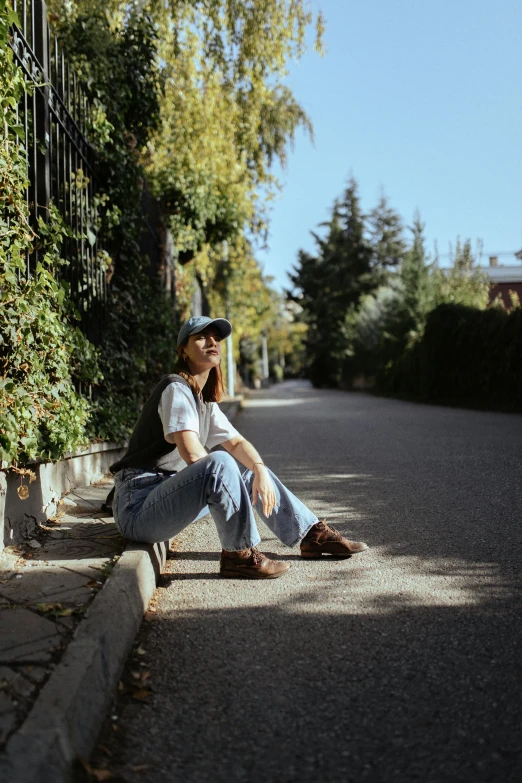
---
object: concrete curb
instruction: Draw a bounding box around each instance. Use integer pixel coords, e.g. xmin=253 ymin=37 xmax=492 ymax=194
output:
xmin=1 ymin=538 xmax=171 ymax=783
xmin=0 ymin=398 xmax=245 ymax=780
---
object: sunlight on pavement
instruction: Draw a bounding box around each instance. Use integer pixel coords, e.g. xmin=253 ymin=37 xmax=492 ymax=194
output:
xmin=284 ymin=556 xmax=514 ymax=614
xmin=242 ymin=398 xmax=322 ymax=407
xmin=323 ymin=474 xmax=374 ymax=480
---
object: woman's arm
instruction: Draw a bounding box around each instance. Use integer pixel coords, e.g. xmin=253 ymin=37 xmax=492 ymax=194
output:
xmin=169 ymin=430 xmax=208 ymax=464
xmin=222 ymin=436 xmax=277 ymax=516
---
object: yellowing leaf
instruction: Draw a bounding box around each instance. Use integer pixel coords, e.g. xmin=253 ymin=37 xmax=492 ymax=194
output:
xmin=35 ymin=602 xmax=63 ymax=613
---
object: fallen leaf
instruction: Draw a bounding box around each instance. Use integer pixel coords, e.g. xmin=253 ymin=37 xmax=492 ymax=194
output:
xmin=136 ymin=646 xmax=146 ymax=655
xmin=118 ymin=681 xmax=125 ymax=692
xmin=130 ymin=671 xmax=141 ymax=680
xmin=35 ymin=602 xmax=64 ymax=613
xmin=55 ymin=607 xmax=75 ymax=617
xmin=85 ymin=580 xmax=99 ymax=588
xmin=131 ymin=689 xmax=152 ymax=701
xmin=140 ymin=671 xmax=151 ymax=681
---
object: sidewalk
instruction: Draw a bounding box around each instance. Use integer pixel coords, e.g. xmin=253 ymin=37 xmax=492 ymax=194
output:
xmin=0 ymin=395 xmax=244 ymax=782
xmin=0 ymin=477 xmax=171 ymax=783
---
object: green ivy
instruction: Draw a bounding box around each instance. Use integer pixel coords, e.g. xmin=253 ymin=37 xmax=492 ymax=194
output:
xmin=55 ymin=10 xmax=180 ymax=442
xmin=0 ymin=3 xmax=102 ymax=468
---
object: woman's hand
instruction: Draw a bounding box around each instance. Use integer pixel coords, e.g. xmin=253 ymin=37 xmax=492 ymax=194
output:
xmin=251 ymin=465 xmax=277 ymax=517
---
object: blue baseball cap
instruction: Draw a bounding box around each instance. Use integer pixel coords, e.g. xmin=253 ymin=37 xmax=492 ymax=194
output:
xmin=176 ymin=316 xmax=232 ymax=348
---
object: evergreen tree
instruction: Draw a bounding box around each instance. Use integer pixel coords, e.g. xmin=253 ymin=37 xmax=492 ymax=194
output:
xmin=345 ymin=212 xmax=430 ymax=386
xmin=288 ymin=178 xmax=374 ymax=386
xmin=400 ymin=211 xmax=432 ymax=337
xmin=368 ymin=194 xmax=407 ymax=279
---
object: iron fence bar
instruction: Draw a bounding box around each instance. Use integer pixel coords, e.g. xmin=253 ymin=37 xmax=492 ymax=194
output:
xmin=5 ymin=0 xmax=132 ymax=348
xmin=34 ymin=0 xmax=49 ymax=233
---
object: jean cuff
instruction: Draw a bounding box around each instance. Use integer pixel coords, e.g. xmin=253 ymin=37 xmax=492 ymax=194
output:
xmin=220 ymin=532 xmax=262 ymax=552
xmin=287 ymin=517 xmax=319 ymax=548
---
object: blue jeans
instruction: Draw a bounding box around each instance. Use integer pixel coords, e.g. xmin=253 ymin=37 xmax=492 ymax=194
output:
xmin=113 ymin=451 xmax=318 ymax=551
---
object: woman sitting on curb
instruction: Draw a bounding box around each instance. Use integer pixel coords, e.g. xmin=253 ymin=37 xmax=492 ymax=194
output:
xmin=110 ymin=316 xmax=368 ymax=579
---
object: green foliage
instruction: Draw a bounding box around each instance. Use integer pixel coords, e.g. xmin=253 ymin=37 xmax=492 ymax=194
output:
xmin=431 ymin=238 xmax=489 ymax=309
xmin=400 ymin=212 xmax=433 ymax=337
xmin=345 ymin=278 xmax=410 ymax=384
xmin=50 ymin=0 xmax=323 ymax=259
xmin=0 ymin=193 xmax=100 ymax=469
xmin=368 ymin=195 xmax=407 ymax=279
xmin=2 ymin=0 xmax=324 ymax=469
xmin=288 ymin=179 xmax=377 ymax=386
xmin=47 ymin=8 xmax=183 ymax=440
xmin=385 ymin=303 xmax=522 ymax=410
xmin=0 ymin=0 xmax=121 ymax=468
xmin=343 ymin=215 xmax=432 ymax=384
xmin=290 ymin=177 xmax=498 ymax=402
xmin=51 ymin=1 xmax=314 ymax=429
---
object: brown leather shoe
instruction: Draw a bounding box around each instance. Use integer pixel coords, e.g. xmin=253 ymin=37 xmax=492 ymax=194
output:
xmin=220 ymin=547 xmax=291 ymax=579
xmin=300 ymin=519 xmax=368 ymax=558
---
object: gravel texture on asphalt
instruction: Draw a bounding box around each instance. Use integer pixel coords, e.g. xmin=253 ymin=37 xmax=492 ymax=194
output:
xmin=91 ymin=382 xmax=522 ymax=783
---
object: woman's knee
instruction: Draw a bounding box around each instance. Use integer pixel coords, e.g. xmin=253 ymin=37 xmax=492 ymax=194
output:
xmin=205 ymin=450 xmax=239 ymax=472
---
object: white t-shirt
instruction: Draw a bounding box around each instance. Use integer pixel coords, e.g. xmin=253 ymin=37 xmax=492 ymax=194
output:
xmin=157 ymin=379 xmax=240 ymax=471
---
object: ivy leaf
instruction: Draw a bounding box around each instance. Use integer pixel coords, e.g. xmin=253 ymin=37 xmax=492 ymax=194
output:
xmin=7 ymin=10 xmax=21 ymax=28
xmin=12 ymin=125 xmax=26 ymax=141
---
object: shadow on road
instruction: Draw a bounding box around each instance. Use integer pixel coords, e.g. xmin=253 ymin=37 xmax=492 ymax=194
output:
xmin=91 ymin=387 xmax=522 ymax=782
xmin=99 ymin=577 xmax=521 ymax=783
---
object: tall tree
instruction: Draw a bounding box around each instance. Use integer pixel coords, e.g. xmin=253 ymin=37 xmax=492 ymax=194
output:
xmin=49 ymin=0 xmax=324 ymax=257
xmin=368 ymin=194 xmax=406 ymax=279
xmin=288 ymin=178 xmax=374 ymax=386
xmin=400 ymin=211 xmax=432 ymax=337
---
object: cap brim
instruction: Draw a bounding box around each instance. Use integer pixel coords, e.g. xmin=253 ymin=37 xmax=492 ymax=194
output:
xmin=191 ymin=318 xmax=232 ymax=340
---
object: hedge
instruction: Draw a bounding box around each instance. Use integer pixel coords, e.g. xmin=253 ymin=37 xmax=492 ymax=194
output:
xmin=383 ymin=303 xmax=522 ymax=411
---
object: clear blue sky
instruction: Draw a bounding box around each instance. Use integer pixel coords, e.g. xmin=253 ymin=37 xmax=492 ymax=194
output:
xmin=257 ymin=0 xmax=522 ymax=292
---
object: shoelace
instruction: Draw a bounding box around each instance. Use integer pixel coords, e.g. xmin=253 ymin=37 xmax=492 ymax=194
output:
xmin=250 ymin=547 xmax=264 ymax=565
xmin=317 ymin=519 xmax=343 ymax=541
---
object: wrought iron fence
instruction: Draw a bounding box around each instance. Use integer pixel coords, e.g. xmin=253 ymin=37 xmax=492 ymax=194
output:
xmin=9 ymin=0 xmax=105 ymax=344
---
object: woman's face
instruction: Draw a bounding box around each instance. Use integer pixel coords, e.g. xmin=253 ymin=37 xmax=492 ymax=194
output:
xmin=181 ymin=327 xmax=223 ymax=373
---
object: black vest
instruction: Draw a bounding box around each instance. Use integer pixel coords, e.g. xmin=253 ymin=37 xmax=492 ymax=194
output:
xmin=110 ymin=374 xmax=194 ymax=474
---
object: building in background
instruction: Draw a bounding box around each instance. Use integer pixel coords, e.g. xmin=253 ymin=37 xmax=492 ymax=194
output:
xmin=484 ymin=252 xmax=522 ymax=309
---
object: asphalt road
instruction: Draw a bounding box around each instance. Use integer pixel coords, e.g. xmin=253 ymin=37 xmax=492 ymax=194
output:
xmin=91 ymin=382 xmax=522 ymax=783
